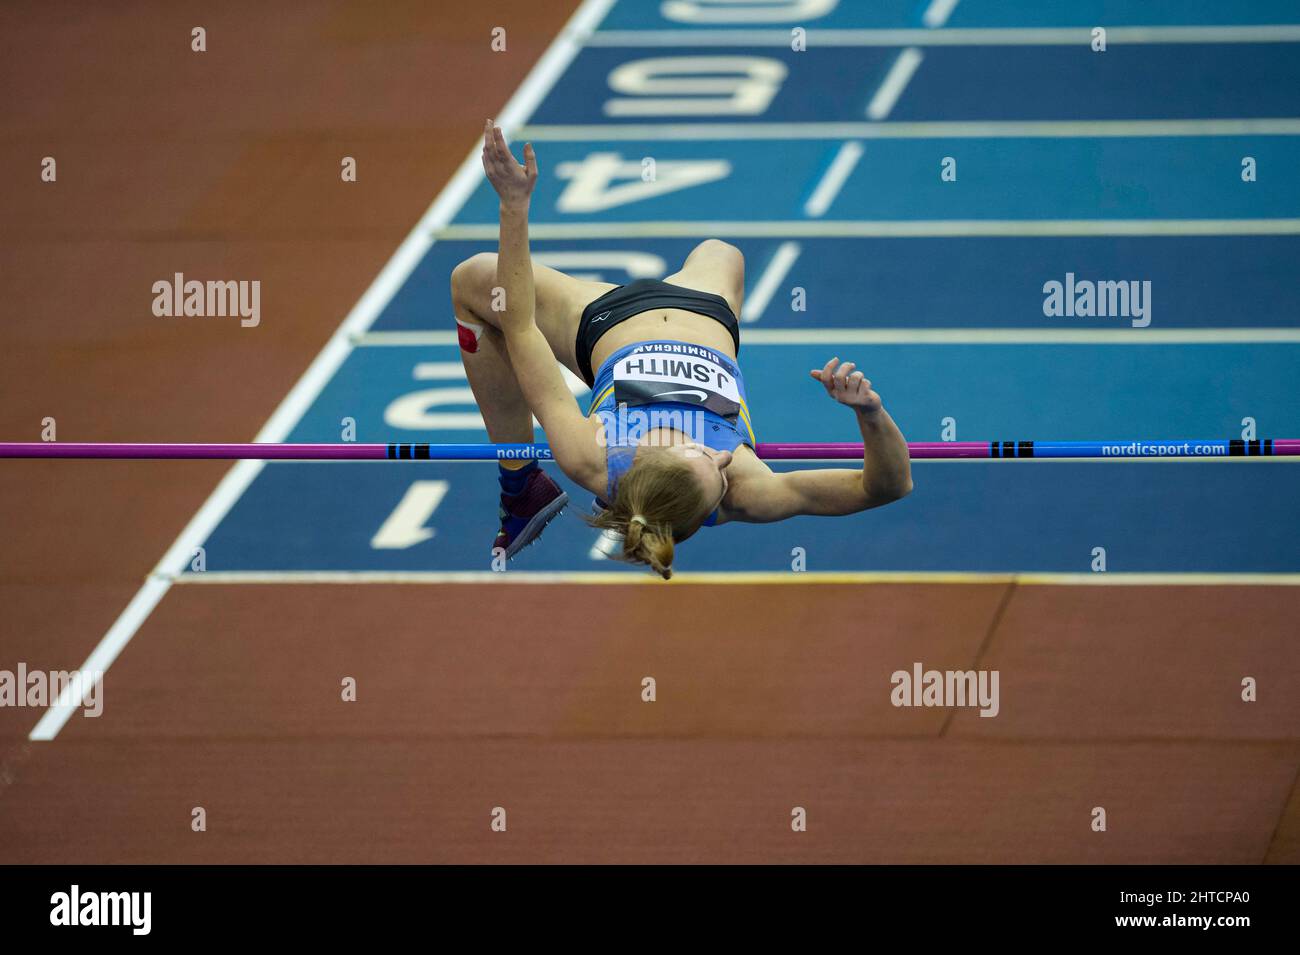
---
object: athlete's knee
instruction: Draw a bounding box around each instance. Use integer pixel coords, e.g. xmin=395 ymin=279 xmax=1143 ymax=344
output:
xmin=689 ymin=239 xmax=744 ymax=290
xmin=450 ymin=252 xmax=497 ymax=304
xmin=686 ymin=240 xmax=744 ymax=314
xmin=451 ymin=254 xmax=499 ymax=353
xmin=691 ymin=238 xmax=742 ymax=266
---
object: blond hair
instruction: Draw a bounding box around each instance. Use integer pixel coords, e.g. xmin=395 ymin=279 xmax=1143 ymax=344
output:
xmin=584 ymin=448 xmax=713 ymax=579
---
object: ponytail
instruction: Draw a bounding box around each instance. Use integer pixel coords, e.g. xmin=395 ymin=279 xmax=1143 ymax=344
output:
xmin=623 ymin=512 xmax=674 ymax=579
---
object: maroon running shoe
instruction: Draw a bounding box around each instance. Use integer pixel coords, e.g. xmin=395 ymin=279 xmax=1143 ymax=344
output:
xmin=493 ymin=467 xmax=568 ymax=559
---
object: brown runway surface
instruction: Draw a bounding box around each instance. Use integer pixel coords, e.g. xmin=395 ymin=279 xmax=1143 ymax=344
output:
xmin=2 ymin=581 xmax=1297 ymax=863
xmin=1 ymin=3 xmax=1298 ymax=864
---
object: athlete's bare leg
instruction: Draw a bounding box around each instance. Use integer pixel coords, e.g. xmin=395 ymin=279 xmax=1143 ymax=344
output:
xmin=664 ymin=239 xmax=745 ymax=318
xmin=450 ymin=252 xmax=614 ymax=444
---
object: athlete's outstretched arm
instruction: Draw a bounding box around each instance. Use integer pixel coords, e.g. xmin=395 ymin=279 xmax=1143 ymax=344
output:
xmin=724 ymin=358 xmax=912 ymax=521
xmin=481 ymin=120 xmax=602 ymax=489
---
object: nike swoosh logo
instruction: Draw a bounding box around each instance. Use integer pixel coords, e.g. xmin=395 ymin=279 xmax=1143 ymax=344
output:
xmin=652 ymin=389 xmax=709 ymax=401
xmin=590 ymin=311 xmax=612 ymax=323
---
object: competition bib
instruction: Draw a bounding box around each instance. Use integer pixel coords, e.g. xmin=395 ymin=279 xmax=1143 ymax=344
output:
xmin=612 ymin=347 xmax=742 ymax=419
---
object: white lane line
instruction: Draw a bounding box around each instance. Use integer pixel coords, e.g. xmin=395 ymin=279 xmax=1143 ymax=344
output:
xmin=29 ymin=579 xmax=169 ymax=740
xmin=922 ymin=0 xmax=961 ymax=29
xmin=353 ymin=328 xmax=1300 ymax=346
xmin=28 ymin=0 xmax=619 ymax=743
xmin=804 ymin=142 xmax=864 ymax=218
xmin=586 ymin=26 xmax=1300 ymax=46
xmin=867 ymin=47 xmax=924 ymax=120
xmin=518 ymin=118 xmax=1300 ymax=140
xmin=438 ymin=219 xmax=1300 ymax=240
xmin=354 ymin=331 xmax=460 ymax=345
xmin=740 ymin=241 xmax=801 ymax=323
xmin=168 ymin=570 xmax=1300 ymax=586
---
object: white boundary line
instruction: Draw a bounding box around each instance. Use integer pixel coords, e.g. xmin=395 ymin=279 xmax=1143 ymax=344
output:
xmin=739 ymin=241 xmax=800 ymax=322
xmin=28 ymin=0 xmax=619 ymax=743
xmin=436 ymin=219 xmax=1300 ymax=239
xmin=867 ymin=47 xmax=924 ymax=120
xmin=352 ymin=328 xmax=1300 ymax=346
xmin=517 ymin=118 xmax=1300 ymax=140
xmin=168 ymin=570 xmax=1300 ymax=587
xmin=586 ymin=26 xmax=1300 ymax=47
xmin=922 ymin=0 xmax=961 ymax=30
xmin=804 ymin=142 xmax=864 ymax=217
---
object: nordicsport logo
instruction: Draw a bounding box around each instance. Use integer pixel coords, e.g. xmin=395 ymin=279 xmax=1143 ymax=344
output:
xmin=495 ymin=443 xmax=549 ymax=459
xmin=1101 ymin=441 xmax=1227 ymax=457
xmin=50 ymin=885 xmax=151 ymax=935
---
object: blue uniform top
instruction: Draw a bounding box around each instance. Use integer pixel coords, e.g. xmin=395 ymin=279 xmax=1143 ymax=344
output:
xmin=585 ymin=340 xmax=756 ymax=527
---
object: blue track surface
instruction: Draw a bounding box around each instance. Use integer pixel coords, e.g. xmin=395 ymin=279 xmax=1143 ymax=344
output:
xmin=597 ymin=1 xmax=1300 ymax=30
xmin=194 ymin=0 xmax=1300 ymax=577
xmin=534 ymin=45 xmax=1300 ymax=123
xmin=375 ymin=237 xmax=1300 ymax=332
xmin=450 ymin=137 xmax=1300 ymax=222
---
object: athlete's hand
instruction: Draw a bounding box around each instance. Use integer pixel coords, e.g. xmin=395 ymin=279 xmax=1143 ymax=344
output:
xmin=810 ymin=357 xmax=883 ymax=413
xmin=482 ymin=119 xmax=537 ymax=207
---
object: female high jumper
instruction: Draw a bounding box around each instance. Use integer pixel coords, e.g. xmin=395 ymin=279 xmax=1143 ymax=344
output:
xmin=451 ymin=121 xmax=913 ymax=578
